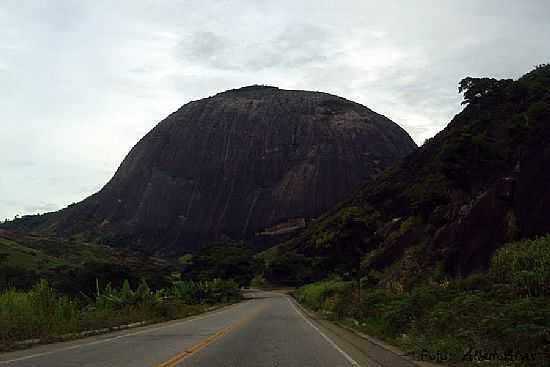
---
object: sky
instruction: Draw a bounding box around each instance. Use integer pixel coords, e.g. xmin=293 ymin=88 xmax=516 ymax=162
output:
xmin=1 ymin=0 xmax=550 ymax=221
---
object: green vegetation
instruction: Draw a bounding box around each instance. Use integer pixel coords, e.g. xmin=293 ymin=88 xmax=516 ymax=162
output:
xmin=264 ymin=252 xmax=319 ymax=286
xmin=0 ymin=237 xmax=68 ymax=270
xmin=294 ymin=236 xmax=550 ymax=366
xmin=249 ymin=275 xmax=268 ymax=288
xmin=183 ymin=241 xmax=263 ymax=287
xmin=0 ymin=233 xmax=173 ymax=294
xmin=169 ymin=278 xmax=241 ymax=304
xmin=490 ymin=237 xmax=550 ymax=297
xmin=262 ymin=205 xmax=382 ymax=285
xmin=0 ymin=277 xmax=241 ymax=350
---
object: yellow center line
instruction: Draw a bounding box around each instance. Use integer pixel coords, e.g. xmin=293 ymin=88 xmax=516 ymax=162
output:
xmin=154 ymin=304 xmax=267 ymax=367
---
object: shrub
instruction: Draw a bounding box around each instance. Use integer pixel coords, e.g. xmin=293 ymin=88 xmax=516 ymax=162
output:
xmin=169 ymin=279 xmax=240 ymax=304
xmin=0 ymin=280 xmax=79 ymax=342
xmin=250 ymin=275 xmax=267 ymax=288
xmin=294 ymin=278 xmax=352 ymax=312
xmin=95 ymin=279 xmax=162 ymax=310
xmin=491 ymin=235 xmax=550 ymax=296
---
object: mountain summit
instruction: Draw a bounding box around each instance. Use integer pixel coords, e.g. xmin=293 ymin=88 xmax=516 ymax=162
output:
xmin=25 ymin=86 xmax=417 ymax=253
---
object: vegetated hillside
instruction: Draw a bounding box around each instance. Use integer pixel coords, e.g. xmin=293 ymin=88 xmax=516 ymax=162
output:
xmin=0 ymin=229 xmax=173 ymax=295
xmin=2 ymin=86 xmax=416 ymax=255
xmin=264 ymin=65 xmax=550 ymax=287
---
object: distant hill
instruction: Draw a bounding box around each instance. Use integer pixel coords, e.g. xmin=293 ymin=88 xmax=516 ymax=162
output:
xmin=3 ymin=86 xmax=415 ymax=254
xmin=263 ymin=65 xmax=550 ymax=287
xmin=0 ymin=229 xmax=173 ymax=294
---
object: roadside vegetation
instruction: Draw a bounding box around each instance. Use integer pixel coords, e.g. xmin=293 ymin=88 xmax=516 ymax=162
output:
xmin=294 ymin=236 xmax=550 ymax=367
xmin=0 ymin=277 xmax=240 ymax=350
xmin=0 ymin=235 xmax=251 ymax=350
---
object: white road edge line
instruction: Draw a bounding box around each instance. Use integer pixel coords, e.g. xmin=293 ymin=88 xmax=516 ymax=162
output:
xmin=287 ymin=297 xmax=362 ymax=367
xmin=0 ymin=302 xmax=246 ymax=365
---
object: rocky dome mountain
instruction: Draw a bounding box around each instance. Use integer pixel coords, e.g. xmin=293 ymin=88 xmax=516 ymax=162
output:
xmin=21 ymin=86 xmax=416 ymax=253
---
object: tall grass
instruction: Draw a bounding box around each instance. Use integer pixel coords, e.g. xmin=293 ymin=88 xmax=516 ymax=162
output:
xmin=0 ymin=280 xmax=80 ymax=343
xmin=0 ymin=278 xmax=241 ymax=349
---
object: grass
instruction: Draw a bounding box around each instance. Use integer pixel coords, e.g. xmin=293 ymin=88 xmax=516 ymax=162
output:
xmin=0 ymin=237 xmax=68 ymax=271
xmin=0 ymin=234 xmax=118 ymax=275
xmin=294 ymin=236 xmax=550 ymax=367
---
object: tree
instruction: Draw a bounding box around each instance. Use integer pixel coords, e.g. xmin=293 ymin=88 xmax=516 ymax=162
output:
xmin=183 ymin=241 xmax=262 ymax=287
xmin=458 ymin=77 xmax=513 ymax=105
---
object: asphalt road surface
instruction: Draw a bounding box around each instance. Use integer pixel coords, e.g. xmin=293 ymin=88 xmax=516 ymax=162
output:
xmin=0 ymin=290 xmax=417 ymax=367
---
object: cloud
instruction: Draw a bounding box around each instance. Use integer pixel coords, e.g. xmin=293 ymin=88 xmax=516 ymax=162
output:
xmin=177 ymin=24 xmax=332 ymax=71
xmin=179 ymin=31 xmax=229 ymax=68
xmin=1 ymin=0 xmax=549 ymax=219
xmin=24 ymin=203 xmax=58 ymax=214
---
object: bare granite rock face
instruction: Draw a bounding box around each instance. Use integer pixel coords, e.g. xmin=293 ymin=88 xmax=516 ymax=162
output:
xmin=55 ymin=86 xmax=416 ymax=253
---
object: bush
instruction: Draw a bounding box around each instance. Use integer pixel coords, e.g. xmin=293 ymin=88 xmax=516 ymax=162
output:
xmin=264 ymin=253 xmax=319 ymax=286
xmin=250 ymin=275 xmax=267 ymax=288
xmin=294 ymin=278 xmax=353 ymax=312
xmin=0 ymin=280 xmax=79 ymax=342
xmin=95 ymin=279 xmax=162 ymax=310
xmin=491 ymin=235 xmax=550 ymax=296
xmin=169 ymin=279 xmax=240 ymax=304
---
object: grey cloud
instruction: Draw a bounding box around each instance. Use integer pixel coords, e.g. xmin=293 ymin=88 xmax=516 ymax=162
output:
xmin=179 ymin=31 xmax=229 ymax=67
xmin=2 ymin=159 xmax=38 ymax=168
xmin=177 ymin=24 xmax=332 ymax=71
xmin=401 ymin=125 xmax=434 ymax=135
xmin=0 ymin=200 xmax=17 ymax=207
xmin=23 ymin=203 xmax=58 ymax=213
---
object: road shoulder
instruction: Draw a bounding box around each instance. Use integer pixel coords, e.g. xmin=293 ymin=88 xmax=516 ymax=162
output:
xmin=287 ymin=295 xmax=440 ymax=367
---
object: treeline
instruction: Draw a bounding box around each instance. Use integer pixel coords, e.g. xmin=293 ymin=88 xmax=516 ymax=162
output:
xmin=0 ymin=259 xmax=173 ymax=297
xmin=179 ymin=241 xmax=264 ymax=287
xmin=294 ymin=236 xmax=550 ymax=367
xmin=0 ymin=240 xmax=260 ymax=296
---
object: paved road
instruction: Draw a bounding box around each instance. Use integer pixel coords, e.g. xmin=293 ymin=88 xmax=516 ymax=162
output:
xmin=0 ymin=291 xmax=415 ymax=367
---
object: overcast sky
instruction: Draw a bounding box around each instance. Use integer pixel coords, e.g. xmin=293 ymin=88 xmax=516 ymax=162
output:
xmin=1 ymin=0 xmax=549 ymax=220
